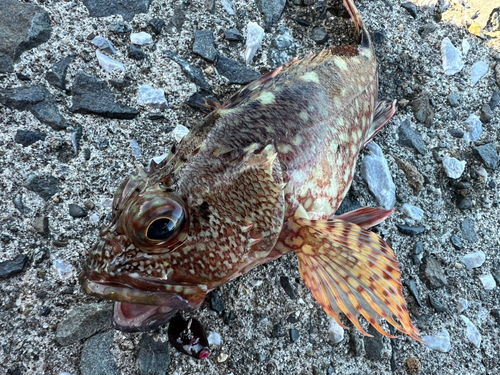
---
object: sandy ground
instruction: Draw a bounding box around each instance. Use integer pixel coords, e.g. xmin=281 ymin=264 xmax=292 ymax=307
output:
xmin=0 ymin=0 xmax=499 ymax=374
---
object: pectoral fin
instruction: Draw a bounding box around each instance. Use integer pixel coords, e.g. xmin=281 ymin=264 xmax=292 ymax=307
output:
xmin=294 ymin=218 xmax=421 ymax=341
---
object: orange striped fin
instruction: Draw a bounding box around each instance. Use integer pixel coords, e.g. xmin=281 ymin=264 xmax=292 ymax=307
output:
xmin=333 ymin=207 xmax=394 ymax=229
xmin=295 ymin=218 xmax=421 ymax=342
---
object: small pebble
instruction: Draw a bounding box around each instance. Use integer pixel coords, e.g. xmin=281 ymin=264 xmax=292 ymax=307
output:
xmin=396 ymin=224 xmax=424 ymax=236
xmin=290 ymin=329 xmax=300 ymax=342
xmin=474 ymin=142 xmax=499 ymax=170
xmin=207 ymin=331 xmax=222 ymax=346
xmin=450 ymin=234 xmax=463 ymax=249
xmin=137 ymin=84 xmax=168 ymax=110
xmin=96 ymin=50 xmax=124 ymax=72
xmin=447 ymin=92 xmax=460 ymax=107
xmin=470 ymin=61 xmax=488 ymax=86
xmin=172 ymin=125 xmax=190 ymax=142
xmin=68 ymin=204 xmax=87 ymax=218
xmin=463 ymin=114 xmax=482 ymax=144
xmin=92 ymin=36 xmax=116 ymax=54
xmin=372 ymin=29 xmax=386 ymax=44
xmin=441 ymin=37 xmax=464 ymax=75
xmin=462 ymin=39 xmax=471 ymax=56
xmin=221 ymin=0 xmax=236 ymax=15
xmin=406 ymin=357 xmax=422 ymax=375
xmin=131 ymin=32 xmax=153 ymax=45
xmin=457 ymin=298 xmax=468 ymax=313
xmin=480 ymin=104 xmax=493 ymax=123
xmin=462 ymin=218 xmax=479 ymax=243
xmin=401 ymin=203 xmax=424 ymax=222
xmin=422 ymin=329 xmax=451 ymax=352
xmin=442 ymin=157 xmax=466 ymax=179
xmin=130 ymin=140 xmax=141 ymax=159
xmin=327 ymin=318 xmax=344 ymax=343
xmin=53 ymin=259 xmax=72 ymax=279
xmin=225 ymin=28 xmax=243 ymax=41
xmin=128 ymin=44 xmax=146 ymax=60
xmin=460 ymin=315 xmax=481 ymax=348
xmin=461 ymin=251 xmax=486 ymax=269
xmin=109 ymin=21 xmax=131 ymax=34
xmin=280 ymin=275 xmax=296 ymax=299
xmin=429 ymin=295 xmax=447 ymax=313
xmin=401 ymin=2 xmax=417 ymax=18
xmin=310 ymin=27 xmax=328 ymax=44
xmin=217 ymin=353 xmax=228 ymax=362
xmin=245 ymin=22 xmax=265 ymax=64
xmin=479 ymin=274 xmax=496 ymax=290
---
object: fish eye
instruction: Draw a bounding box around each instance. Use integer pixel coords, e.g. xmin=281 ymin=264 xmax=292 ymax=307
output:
xmin=146 ymin=216 xmax=183 ymax=241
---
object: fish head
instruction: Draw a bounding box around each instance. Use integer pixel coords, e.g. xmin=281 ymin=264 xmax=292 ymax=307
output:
xmin=80 ymin=143 xmax=286 ymax=332
xmin=80 ymin=171 xmax=207 ymax=332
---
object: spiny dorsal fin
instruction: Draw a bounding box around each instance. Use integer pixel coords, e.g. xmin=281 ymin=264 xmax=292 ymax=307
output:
xmin=294 ymin=218 xmax=422 ymax=341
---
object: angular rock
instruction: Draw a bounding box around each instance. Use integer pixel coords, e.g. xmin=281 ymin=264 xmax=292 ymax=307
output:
xmin=442 ymin=157 xmax=465 ymax=179
xmin=269 ymin=26 xmax=296 ymax=68
xmin=138 ymin=335 xmax=171 ymax=375
xmin=137 ymin=84 xmax=167 ymax=110
xmin=164 ymin=50 xmax=212 ymax=92
xmin=460 ymin=315 xmax=481 ymax=348
xmin=328 ymin=318 xmax=344 ymax=343
xmin=422 ymin=329 xmax=451 ymax=352
xmin=45 ymin=55 xmax=75 ymax=90
xmin=394 ymin=157 xmax=424 ymax=195
xmin=411 ymin=96 xmax=434 ymax=125
xmin=364 ymin=325 xmax=383 ymax=361
xmin=96 ymin=50 xmax=124 ymax=72
xmin=92 ymin=36 xmax=116 ymax=54
xmin=209 ymin=290 xmax=225 ymax=314
xmin=418 ymin=23 xmax=437 ymax=38
xmin=259 ymin=0 xmax=286 ymax=31
xmin=56 ymin=303 xmax=113 ymax=346
xmin=80 ymin=331 xmax=119 ymax=375
xmin=463 ymin=114 xmax=482 ymax=144
xmin=474 ymin=142 xmax=498 ymax=170
xmin=131 ymin=32 xmax=153 ymax=45
xmin=402 ymin=203 xmax=424 ymax=222
xmin=441 ymin=37 xmax=463 ymax=75
xmin=68 ymin=204 xmax=88 ymax=218
xmin=310 ymin=27 xmax=328 ymax=44
xmin=32 ymin=216 xmax=49 ymax=236
xmin=216 ymin=55 xmax=261 ymax=84
xmin=15 ymin=130 xmax=46 ymax=147
xmin=0 ymin=0 xmax=52 ymax=73
xmin=245 ymin=22 xmax=265 ymax=64
xmin=289 ymin=328 xmax=300 ymax=342
xmin=479 ymin=274 xmax=496 ymax=290
xmin=225 ymin=28 xmax=243 ymax=41
xmin=128 ymin=44 xmax=147 ymax=60
xmin=428 ymin=295 xmax=447 ymax=313
xmin=480 ymin=104 xmax=493 ymax=123
xmin=490 ymin=90 xmax=500 ymax=110
xmin=461 ymin=218 xmax=478 ymax=243
xmin=450 ymin=234 xmax=462 ymax=249
xmin=81 ymin=0 xmax=153 ymax=21
xmin=186 ymin=90 xmax=221 ymax=112
xmin=397 ymin=119 xmax=426 ymax=155
xmin=149 ymin=18 xmax=165 ymax=35
xmin=0 ymin=254 xmax=29 ymax=279
xmin=396 ymin=224 xmax=424 ymax=236
xmin=24 ymin=174 xmax=62 ymax=200
xmin=404 ymin=279 xmax=423 ymax=307
xmin=30 ymin=97 xmax=67 ymax=130
xmin=419 ymin=255 xmax=447 ymax=289
xmin=71 ymin=72 xmax=138 ymax=119
xmin=401 ymin=2 xmax=418 ymax=18
xmin=108 ymin=21 xmax=132 ymax=34
xmin=447 ymin=92 xmax=460 ymax=107
xmin=371 ymin=29 xmax=386 ymax=44
xmin=470 ymin=61 xmax=488 ymax=86
xmin=193 ymin=30 xmax=217 ymax=62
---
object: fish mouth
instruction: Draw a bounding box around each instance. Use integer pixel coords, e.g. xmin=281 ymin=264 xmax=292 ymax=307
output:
xmin=80 ymin=270 xmax=206 ymax=332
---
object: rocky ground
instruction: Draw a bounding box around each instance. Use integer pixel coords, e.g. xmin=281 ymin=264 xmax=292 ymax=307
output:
xmin=1 ymin=0 xmax=500 ymax=374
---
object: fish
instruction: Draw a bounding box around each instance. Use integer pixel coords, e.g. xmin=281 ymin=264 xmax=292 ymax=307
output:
xmin=80 ymin=0 xmax=421 ymax=342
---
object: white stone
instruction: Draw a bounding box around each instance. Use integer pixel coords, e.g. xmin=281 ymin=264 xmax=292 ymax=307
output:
xmin=460 ymin=315 xmax=481 ymax=348
xmin=463 ymin=114 xmax=482 ymax=145
xmin=172 ymin=125 xmax=190 ymax=142
xmin=245 ymin=22 xmax=265 ymax=64
xmin=422 ymin=329 xmax=451 ymax=352
xmin=149 ymin=153 xmax=170 ymax=169
xmin=361 ymin=142 xmax=396 ymax=209
xmin=131 ymin=32 xmax=153 ymax=45
xmin=402 ymin=203 xmax=424 ymax=222
xmin=92 ymin=36 xmax=116 ymax=54
xmin=479 ymin=274 xmax=496 ymax=290
xmin=470 ymin=61 xmax=488 ymax=86
xmin=442 ymin=157 xmax=466 ymax=179
xmin=53 ymin=259 xmax=72 ymax=279
xmin=441 ymin=37 xmax=464 ymax=75
xmin=221 ymin=0 xmax=236 ymax=15
xmin=96 ymin=50 xmax=124 ymax=72
xmin=137 ymin=84 xmax=168 ymax=110
xmin=457 ymin=298 xmax=468 ymax=313
xmin=90 ymin=213 xmax=99 ymax=222
xmin=462 ymin=39 xmax=471 ymax=56
xmin=461 ymin=251 xmax=486 ymax=269
xmin=327 ymin=318 xmax=344 ymax=343
xmin=207 ymin=331 xmax=223 ymax=346
xmin=130 ymin=139 xmax=141 ymax=159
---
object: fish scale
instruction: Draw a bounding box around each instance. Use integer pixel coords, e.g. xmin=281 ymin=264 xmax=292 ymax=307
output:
xmin=80 ymin=0 xmax=421 ymax=343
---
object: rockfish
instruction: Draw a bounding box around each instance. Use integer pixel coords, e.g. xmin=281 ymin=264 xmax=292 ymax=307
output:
xmin=80 ymin=0 xmax=421 ymax=341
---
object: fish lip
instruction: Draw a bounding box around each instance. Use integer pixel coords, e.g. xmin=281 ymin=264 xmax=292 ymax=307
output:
xmin=79 ymin=270 xmax=197 ymax=308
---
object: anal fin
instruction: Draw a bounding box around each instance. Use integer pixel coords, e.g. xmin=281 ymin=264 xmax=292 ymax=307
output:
xmin=294 ymin=218 xmax=421 ymax=341
xmin=362 ymin=98 xmax=396 ymax=149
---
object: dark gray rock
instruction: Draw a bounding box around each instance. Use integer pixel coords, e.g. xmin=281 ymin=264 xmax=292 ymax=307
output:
xmin=45 ymin=55 xmax=75 ymax=90
xmin=428 ymin=294 xmax=447 ymax=312
xmin=396 ymin=224 xmax=424 ymax=236
xmin=209 ymin=290 xmax=225 ymax=314
xmin=447 ymin=92 xmax=460 ymax=107
xmin=31 ymin=97 xmax=67 ymax=130
xmin=138 ymin=335 xmax=170 ymax=375
xmin=56 ymin=303 xmax=112 ymax=346
xmin=419 ymin=255 xmax=447 ymax=289
xmin=24 ymin=174 xmax=62 ymax=200
xmin=0 ymin=254 xmax=28 ymax=279
xmin=280 ymin=275 xmax=296 ymax=299
xmin=32 ymin=216 xmax=49 ymax=236
xmin=216 ymin=55 xmax=261 ymax=84
xmin=310 ymin=27 xmax=328 ymax=44
xmin=81 ymin=0 xmax=153 ymax=21
xmin=289 ymin=328 xmax=300 ymax=342
xmin=456 ymin=194 xmax=473 ymax=210
xmin=372 ymin=29 xmax=386 ymax=44
xmin=450 ymin=234 xmax=463 ymax=249
xmin=80 ymin=331 xmax=119 ymax=375
xmin=108 ymin=21 xmax=132 ymax=34
xmin=418 ymin=23 xmax=437 ymax=38
xmin=397 ymin=119 xmax=426 ymax=155
xmin=412 ymin=96 xmax=434 ymax=125
xmin=335 ymin=198 xmax=362 ymax=215
xmin=364 ymin=325 xmax=383 ymax=361
xmin=13 ymin=194 xmax=30 ymax=215
xmin=193 ymin=30 xmax=217 ymax=62
xmin=269 ymin=26 xmax=296 ymax=68
xmin=349 ymin=331 xmax=364 ymax=357
xmin=171 ymin=4 xmax=186 ymax=31
xmin=0 ymin=0 xmax=52 ymax=73
xmin=128 ymin=44 xmax=147 ymax=60
xmin=480 ymin=104 xmax=493 ymax=123
xmin=92 ymin=36 xmax=116 ymax=54
xmin=448 ymin=129 xmax=464 ymax=138
xmin=462 ymin=218 xmax=478 ymax=243
xmin=491 ymin=309 xmax=500 ymax=324
xmin=272 ymin=323 xmax=285 ymax=338
xmin=401 ymin=2 xmax=418 ymax=18
xmin=404 ymin=279 xmax=423 ymax=307
xmin=15 ymin=130 xmax=46 ymax=147
xmin=259 ymin=0 xmax=286 ymax=31
xmin=489 ymin=90 xmax=499 ymax=110
xmin=149 ymin=18 xmax=166 ymax=35
xmin=474 ymin=142 xmax=498 ymax=170
xmin=416 ymin=314 xmax=434 ymax=331
xmin=413 ymin=241 xmax=424 ymax=265
xmin=70 ymin=72 xmax=139 ymax=119
xmin=186 ymin=90 xmax=221 ymax=112
xmin=164 ymin=50 xmax=212 ymax=92
xmin=33 ymin=247 xmax=49 ymax=264
xmin=68 ymin=204 xmax=88 ymax=218
xmin=225 ymin=28 xmax=244 ymax=41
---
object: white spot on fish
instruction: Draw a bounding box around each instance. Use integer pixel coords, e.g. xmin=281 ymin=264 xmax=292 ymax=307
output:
xmin=334 ymin=57 xmax=348 ymax=70
xmin=299 ymin=111 xmax=309 ymax=121
xmin=257 ymin=91 xmax=276 ymax=105
xmin=300 ymin=71 xmax=320 ymax=83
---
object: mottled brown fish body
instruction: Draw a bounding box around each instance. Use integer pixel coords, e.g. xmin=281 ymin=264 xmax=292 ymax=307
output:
xmin=81 ymin=0 xmax=420 ymax=341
